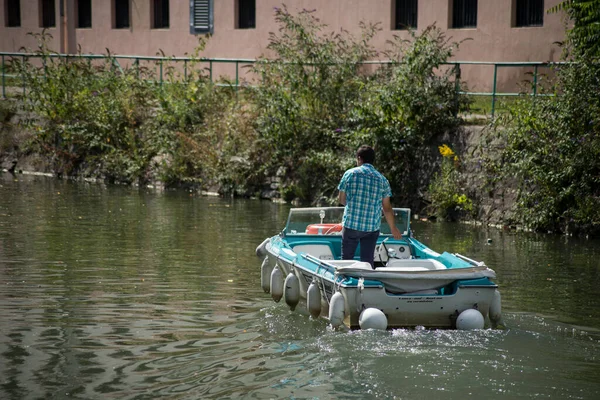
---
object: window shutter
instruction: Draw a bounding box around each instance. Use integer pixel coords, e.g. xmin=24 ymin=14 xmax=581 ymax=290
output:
xmin=190 ymin=0 xmax=213 ymax=34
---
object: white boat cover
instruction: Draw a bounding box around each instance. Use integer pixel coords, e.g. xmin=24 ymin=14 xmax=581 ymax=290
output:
xmin=334 ymin=261 xmax=497 ymax=293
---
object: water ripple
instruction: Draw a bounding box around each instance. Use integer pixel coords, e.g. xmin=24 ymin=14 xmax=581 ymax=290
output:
xmin=1 ymin=175 xmax=599 ymax=399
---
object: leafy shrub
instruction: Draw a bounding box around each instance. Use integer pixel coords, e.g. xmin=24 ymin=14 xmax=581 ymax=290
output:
xmin=248 ymin=5 xmax=379 ymax=202
xmin=476 ymin=4 xmax=600 ymax=235
xmin=0 ymin=100 xmax=16 ymax=123
xmin=352 ymin=26 xmax=469 ymax=204
xmin=248 ymin=8 xmax=467 ymax=204
xmin=13 ymin=32 xmax=247 ymax=187
xmin=149 ymin=83 xmax=233 ymax=186
xmin=483 ymin=59 xmax=600 ymax=233
xmin=428 ymin=144 xmax=473 ymax=220
xmin=0 ymin=100 xmax=19 ymax=153
xmin=15 ymin=32 xmax=155 ymax=181
xmin=9 ymin=11 xmax=472 ymax=211
xmin=549 ymin=0 xmax=600 ymax=59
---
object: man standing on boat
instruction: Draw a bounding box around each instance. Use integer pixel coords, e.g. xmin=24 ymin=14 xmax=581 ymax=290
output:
xmin=338 ymin=145 xmax=402 ymax=268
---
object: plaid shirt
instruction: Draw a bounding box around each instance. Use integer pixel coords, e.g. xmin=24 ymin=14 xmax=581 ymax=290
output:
xmin=337 ymin=163 xmax=392 ymax=232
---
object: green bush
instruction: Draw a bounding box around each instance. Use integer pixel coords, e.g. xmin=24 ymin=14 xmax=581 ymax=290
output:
xmin=0 ymin=100 xmax=19 ymax=153
xmin=15 ymin=32 xmax=155 ymax=181
xmin=483 ymin=59 xmax=600 ymax=233
xmin=247 ymin=7 xmax=467 ymax=204
xmin=13 ymin=32 xmax=248 ymax=187
xmin=477 ymin=4 xmax=600 ymax=235
xmin=149 ymin=82 xmax=233 ymax=186
xmin=247 ymin=5 xmax=378 ymax=202
xmin=352 ymin=26 xmax=469 ymax=203
xmin=549 ymin=0 xmax=600 ymax=59
xmin=0 ymin=100 xmax=16 ymax=123
xmin=427 ymin=144 xmax=473 ymax=220
xmin=9 ymin=12 xmax=473 ymax=211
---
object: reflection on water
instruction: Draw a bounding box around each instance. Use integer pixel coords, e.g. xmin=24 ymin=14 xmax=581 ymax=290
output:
xmin=0 ymin=174 xmax=599 ymax=399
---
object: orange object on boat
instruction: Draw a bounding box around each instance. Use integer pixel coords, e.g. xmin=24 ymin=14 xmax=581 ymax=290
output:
xmin=305 ymin=223 xmax=343 ymax=235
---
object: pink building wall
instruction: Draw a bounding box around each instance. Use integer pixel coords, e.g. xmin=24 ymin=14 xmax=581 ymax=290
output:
xmin=1 ymin=1 xmax=567 ymax=91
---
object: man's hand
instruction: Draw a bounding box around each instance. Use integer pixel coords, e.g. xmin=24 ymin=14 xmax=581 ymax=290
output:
xmin=390 ymin=225 xmax=402 ymax=239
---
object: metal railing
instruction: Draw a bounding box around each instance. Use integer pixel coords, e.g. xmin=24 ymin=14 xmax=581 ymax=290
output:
xmin=0 ymin=52 xmax=256 ymax=97
xmin=450 ymin=60 xmax=561 ymax=116
xmin=1 ymin=52 xmax=559 ymax=116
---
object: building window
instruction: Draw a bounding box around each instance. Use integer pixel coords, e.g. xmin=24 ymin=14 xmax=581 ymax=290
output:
xmin=114 ymin=0 xmax=130 ymax=29
xmin=452 ymin=0 xmax=477 ymax=29
xmin=237 ymin=0 xmax=255 ymax=29
xmin=153 ymin=0 xmax=169 ymax=29
xmin=40 ymin=0 xmax=56 ymax=28
xmin=394 ymin=0 xmax=418 ymax=30
xmin=5 ymin=0 xmax=21 ymax=27
xmin=77 ymin=0 xmax=92 ymax=28
xmin=515 ymin=0 xmax=544 ymax=27
xmin=190 ymin=0 xmax=213 ymax=34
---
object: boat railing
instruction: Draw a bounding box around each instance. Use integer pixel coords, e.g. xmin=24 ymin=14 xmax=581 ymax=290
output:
xmin=454 ymin=253 xmax=486 ymax=267
xmin=302 ymin=253 xmax=338 ymax=269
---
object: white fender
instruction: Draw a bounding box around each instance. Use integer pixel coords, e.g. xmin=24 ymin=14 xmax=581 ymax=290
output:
xmin=256 ymin=238 xmax=269 ymax=257
xmin=329 ymin=291 xmax=345 ymax=328
xmin=307 ymin=280 xmax=321 ymax=318
xmin=489 ymin=289 xmax=504 ymax=328
xmin=260 ymin=257 xmax=273 ymax=293
xmin=270 ymin=266 xmax=283 ymax=303
xmin=284 ymin=273 xmax=300 ymax=311
xmin=456 ymin=309 xmax=485 ymax=330
xmin=359 ymin=308 xmax=388 ymax=330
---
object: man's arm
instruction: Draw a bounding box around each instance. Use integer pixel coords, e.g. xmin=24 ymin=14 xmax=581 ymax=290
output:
xmin=382 ymin=197 xmax=402 ymax=239
xmin=338 ymin=191 xmax=346 ymax=206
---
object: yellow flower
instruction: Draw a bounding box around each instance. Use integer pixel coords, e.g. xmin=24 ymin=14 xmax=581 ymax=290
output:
xmin=438 ymin=144 xmax=455 ymax=158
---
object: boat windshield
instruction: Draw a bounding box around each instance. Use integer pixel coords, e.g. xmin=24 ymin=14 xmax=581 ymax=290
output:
xmin=284 ymin=207 xmax=411 ymax=236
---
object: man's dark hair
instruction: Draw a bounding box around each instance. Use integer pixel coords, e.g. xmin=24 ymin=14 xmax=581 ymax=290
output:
xmin=356 ymin=145 xmax=375 ymax=164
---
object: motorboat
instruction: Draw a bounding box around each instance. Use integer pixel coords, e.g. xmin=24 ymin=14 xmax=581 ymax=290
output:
xmin=256 ymin=207 xmax=504 ymax=330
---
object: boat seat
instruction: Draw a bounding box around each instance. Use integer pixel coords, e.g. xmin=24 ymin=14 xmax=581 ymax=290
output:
xmin=331 ymin=260 xmax=447 ymax=272
xmin=384 ymin=259 xmax=447 ymax=271
xmin=292 ymin=244 xmax=335 ymax=260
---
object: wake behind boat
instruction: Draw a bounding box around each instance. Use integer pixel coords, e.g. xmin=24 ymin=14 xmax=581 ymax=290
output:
xmin=256 ymin=207 xmax=504 ymax=330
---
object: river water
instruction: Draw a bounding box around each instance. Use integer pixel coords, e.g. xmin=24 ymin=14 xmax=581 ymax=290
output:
xmin=0 ymin=174 xmax=599 ymax=399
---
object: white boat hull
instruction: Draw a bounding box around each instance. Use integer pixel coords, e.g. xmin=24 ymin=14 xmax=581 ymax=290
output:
xmin=266 ymin=251 xmax=498 ymax=329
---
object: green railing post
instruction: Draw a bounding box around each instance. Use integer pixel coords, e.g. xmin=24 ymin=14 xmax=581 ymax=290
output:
xmin=533 ymin=65 xmax=538 ymax=96
xmin=22 ymin=55 xmax=26 ymax=96
xmin=454 ymin=63 xmax=461 ymax=117
xmin=235 ymin=61 xmax=239 ymax=92
xmin=209 ymin=60 xmax=213 ymax=84
xmin=491 ymin=64 xmax=498 ymax=117
xmin=159 ymin=60 xmax=163 ymax=87
xmin=135 ymin=58 xmax=140 ymax=79
xmin=43 ymin=56 xmax=47 ymax=82
xmin=2 ymin=55 xmax=5 ymax=99
xmin=184 ymin=60 xmax=188 ymax=81
xmin=112 ymin=57 xmax=124 ymax=74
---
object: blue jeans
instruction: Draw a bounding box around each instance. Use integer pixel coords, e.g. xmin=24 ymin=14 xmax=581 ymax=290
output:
xmin=341 ymin=227 xmax=380 ymax=268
